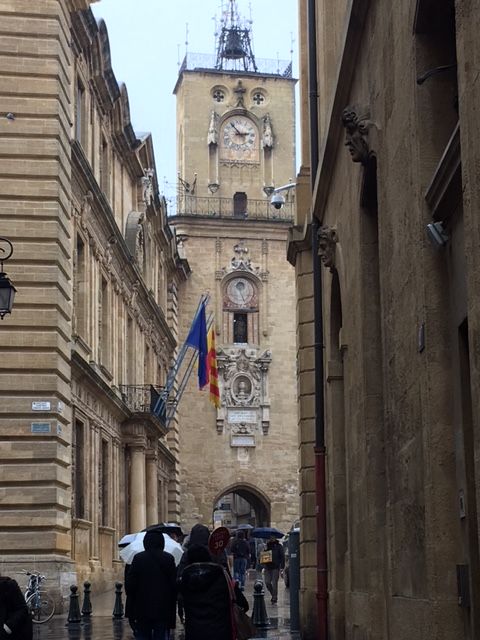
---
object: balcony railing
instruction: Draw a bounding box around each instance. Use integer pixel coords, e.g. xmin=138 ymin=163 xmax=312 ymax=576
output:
xmin=173 ymin=196 xmax=293 ymax=222
xmin=120 ymin=385 xmax=165 ymax=419
xmin=179 ymin=53 xmax=293 ymax=78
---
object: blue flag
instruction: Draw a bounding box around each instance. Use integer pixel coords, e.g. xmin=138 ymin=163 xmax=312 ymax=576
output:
xmin=185 ymin=301 xmax=208 ymax=389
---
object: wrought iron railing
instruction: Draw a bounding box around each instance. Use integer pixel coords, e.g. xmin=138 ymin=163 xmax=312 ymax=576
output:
xmin=120 ymin=385 xmax=164 ymax=416
xmin=173 ymin=196 xmax=293 ymax=222
xmin=179 ymin=53 xmax=293 ymax=78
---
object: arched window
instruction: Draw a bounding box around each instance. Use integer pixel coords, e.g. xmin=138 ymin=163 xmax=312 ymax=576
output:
xmin=233 ymin=192 xmax=247 ymax=217
xmin=223 ymin=275 xmax=259 ymax=345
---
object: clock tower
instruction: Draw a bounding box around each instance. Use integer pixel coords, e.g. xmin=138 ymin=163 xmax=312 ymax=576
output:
xmin=172 ymin=0 xmax=298 ymax=534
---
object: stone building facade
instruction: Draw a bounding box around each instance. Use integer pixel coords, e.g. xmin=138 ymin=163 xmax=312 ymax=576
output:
xmin=0 ymin=0 xmax=188 ymax=596
xmin=290 ymin=1 xmax=480 ymax=639
xmin=171 ymin=11 xmax=299 ymax=534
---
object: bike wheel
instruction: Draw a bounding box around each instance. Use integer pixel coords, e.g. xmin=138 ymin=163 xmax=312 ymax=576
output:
xmin=26 ymin=591 xmax=55 ymax=623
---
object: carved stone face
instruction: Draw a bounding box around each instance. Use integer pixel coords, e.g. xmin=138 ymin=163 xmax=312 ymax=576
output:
xmin=344 ymin=129 xmax=369 ymax=164
xmin=317 ymin=227 xmax=338 ymax=272
xmin=342 ymin=107 xmax=370 ymax=165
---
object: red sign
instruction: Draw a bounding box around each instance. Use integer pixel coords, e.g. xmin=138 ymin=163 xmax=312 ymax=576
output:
xmin=208 ymin=526 xmax=230 ymax=556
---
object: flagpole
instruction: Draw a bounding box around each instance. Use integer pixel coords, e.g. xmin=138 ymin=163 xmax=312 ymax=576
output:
xmin=165 ymin=313 xmax=214 ymax=426
xmin=152 ymin=294 xmax=210 ymax=418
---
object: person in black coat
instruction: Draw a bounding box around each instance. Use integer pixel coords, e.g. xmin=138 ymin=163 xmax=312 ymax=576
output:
xmin=178 ymin=545 xmax=235 ymax=640
xmin=0 ymin=576 xmax=32 ymax=640
xmin=125 ymin=530 xmax=177 ymax=640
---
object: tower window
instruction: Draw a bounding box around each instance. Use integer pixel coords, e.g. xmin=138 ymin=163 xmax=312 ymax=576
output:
xmin=213 ymin=89 xmax=225 ymax=102
xmin=233 ymin=313 xmax=248 ymax=343
xmin=253 ymin=92 xmax=265 ymax=105
xmin=233 ymin=192 xmax=247 ymax=217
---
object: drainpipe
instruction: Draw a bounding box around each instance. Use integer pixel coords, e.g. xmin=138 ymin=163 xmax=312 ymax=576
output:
xmin=307 ymin=0 xmax=328 ymax=638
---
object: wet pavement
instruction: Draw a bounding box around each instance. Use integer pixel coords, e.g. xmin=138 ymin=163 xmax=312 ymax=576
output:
xmin=32 ymin=570 xmax=300 ymax=640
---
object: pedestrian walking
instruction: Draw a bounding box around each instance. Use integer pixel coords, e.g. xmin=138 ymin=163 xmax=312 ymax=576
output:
xmin=178 ymin=545 xmax=249 ymax=640
xmin=230 ymin=531 xmax=250 ymax=590
xmin=0 ymin=575 xmax=32 ymax=640
xmin=125 ymin=530 xmax=177 ymax=640
xmin=262 ymin=536 xmax=285 ymax=604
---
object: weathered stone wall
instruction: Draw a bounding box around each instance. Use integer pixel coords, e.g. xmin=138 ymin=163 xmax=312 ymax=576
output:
xmin=293 ymin=0 xmax=480 ymax=638
xmin=174 ymin=220 xmax=299 ymax=533
xmin=0 ymin=2 xmax=188 ymax=598
xmin=0 ymin=0 xmax=75 ymax=594
xmin=173 ymin=65 xmax=299 ymax=534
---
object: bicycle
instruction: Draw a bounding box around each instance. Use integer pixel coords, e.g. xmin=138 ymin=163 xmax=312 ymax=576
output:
xmin=21 ymin=570 xmax=55 ymax=623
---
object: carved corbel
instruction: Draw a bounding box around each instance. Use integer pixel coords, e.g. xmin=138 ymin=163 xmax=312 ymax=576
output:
xmin=317 ymin=226 xmax=338 ymax=273
xmin=341 ymin=106 xmax=372 ymax=166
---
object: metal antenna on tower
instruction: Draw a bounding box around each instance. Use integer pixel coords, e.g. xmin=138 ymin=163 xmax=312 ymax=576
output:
xmin=185 ymin=22 xmax=189 ymax=57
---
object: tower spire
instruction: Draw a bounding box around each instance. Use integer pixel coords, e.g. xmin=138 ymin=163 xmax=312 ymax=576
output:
xmin=215 ymin=0 xmax=257 ymax=72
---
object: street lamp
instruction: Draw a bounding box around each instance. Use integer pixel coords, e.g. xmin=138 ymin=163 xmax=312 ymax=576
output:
xmin=0 ymin=237 xmax=16 ymax=319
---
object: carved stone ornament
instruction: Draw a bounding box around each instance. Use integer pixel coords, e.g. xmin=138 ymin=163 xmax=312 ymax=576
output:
xmin=141 ymin=168 xmax=155 ymax=207
xmin=342 ymin=106 xmax=372 ymax=165
xmin=207 ymin=110 xmax=220 ymax=146
xmin=219 ymin=241 xmax=261 ymax=279
xmin=216 ymin=346 xmax=272 ymax=438
xmin=78 ymin=191 xmax=94 ymax=230
xmin=233 ymin=80 xmax=246 ymax=107
xmin=317 ymin=226 xmax=338 ymax=273
xmin=261 ymin=114 xmax=274 ymax=149
xmin=125 ymin=211 xmax=145 ymax=269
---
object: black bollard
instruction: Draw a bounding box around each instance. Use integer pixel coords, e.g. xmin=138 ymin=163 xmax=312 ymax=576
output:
xmin=67 ymin=584 xmax=82 ymax=624
xmin=81 ymin=581 xmax=92 ymax=617
xmin=112 ymin=582 xmax=124 ymax=619
xmin=251 ymin=579 xmax=270 ymax=628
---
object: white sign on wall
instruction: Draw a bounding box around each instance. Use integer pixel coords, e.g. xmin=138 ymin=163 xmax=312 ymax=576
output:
xmin=32 ymin=401 xmax=51 ymax=411
xmin=228 ymin=410 xmax=257 ymax=424
xmin=231 ymin=434 xmax=255 ymax=448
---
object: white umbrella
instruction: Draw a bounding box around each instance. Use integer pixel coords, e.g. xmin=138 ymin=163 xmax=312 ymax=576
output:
xmin=118 ymin=533 xmax=137 ymax=547
xmin=119 ymin=532 xmax=183 ymax=566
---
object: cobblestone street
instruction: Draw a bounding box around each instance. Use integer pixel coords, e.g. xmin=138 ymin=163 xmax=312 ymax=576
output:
xmin=32 ymin=574 xmax=299 ymax=640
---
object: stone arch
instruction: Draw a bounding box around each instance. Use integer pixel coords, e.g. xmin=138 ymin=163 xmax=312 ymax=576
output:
xmin=213 ymin=482 xmax=271 ymax=527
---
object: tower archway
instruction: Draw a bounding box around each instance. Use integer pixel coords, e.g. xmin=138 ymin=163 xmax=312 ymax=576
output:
xmin=212 ymin=483 xmax=270 ymax=528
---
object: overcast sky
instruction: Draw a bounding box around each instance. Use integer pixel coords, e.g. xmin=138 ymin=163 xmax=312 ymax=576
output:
xmin=91 ymin=0 xmax=298 ymax=208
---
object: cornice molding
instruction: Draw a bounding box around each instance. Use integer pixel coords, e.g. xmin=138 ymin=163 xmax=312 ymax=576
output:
xmin=311 ymin=0 xmax=371 ymax=223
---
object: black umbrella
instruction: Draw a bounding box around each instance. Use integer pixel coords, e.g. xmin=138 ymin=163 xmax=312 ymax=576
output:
xmin=251 ymin=526 xmax=284 ymax=539
xmin=143 ymin=522 xmax=184 ymax=540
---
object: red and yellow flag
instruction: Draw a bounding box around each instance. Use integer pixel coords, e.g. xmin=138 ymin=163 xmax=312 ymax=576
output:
xmin=207 ymin=327 xmax=221 ymax=408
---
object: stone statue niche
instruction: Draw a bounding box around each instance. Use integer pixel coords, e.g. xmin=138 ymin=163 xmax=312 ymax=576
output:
xmin=215 ymin=346 xmax=271 ymax=442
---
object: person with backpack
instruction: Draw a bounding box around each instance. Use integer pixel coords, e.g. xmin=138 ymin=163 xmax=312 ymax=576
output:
xmin=230 ymin=530 xmax=250 ymax=591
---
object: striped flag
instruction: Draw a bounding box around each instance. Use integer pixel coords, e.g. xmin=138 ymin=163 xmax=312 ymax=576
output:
xmin=207 ymin=327 xmax=221 ymax=408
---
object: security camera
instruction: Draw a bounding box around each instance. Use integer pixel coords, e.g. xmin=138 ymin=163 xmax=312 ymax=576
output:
xmin=270 ymin=193 xmax=285 ymax=209
xmin=426 ymin=221 xmax=448 ymax=249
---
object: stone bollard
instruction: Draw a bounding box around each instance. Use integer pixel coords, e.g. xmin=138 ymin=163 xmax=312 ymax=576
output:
xmin=112 ymin=582 xmax=124 ymax=619
xmin=251 ymin=579 xmax=270 ymax=628
xmin=81 ymin=581 xmax=92 ymax=617
xmin=67 ymin=585 xmax=82 ymax=624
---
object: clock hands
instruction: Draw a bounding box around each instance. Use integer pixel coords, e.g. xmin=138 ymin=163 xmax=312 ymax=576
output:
xmin=231 ymin=123 xmax=247 ymax=137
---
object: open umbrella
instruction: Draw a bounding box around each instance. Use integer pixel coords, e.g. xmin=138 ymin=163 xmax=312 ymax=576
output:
xmin=118 ymin=533 xmax=137 ymax=548
xmin=251 ymin=526 xmax=284 ymax=539
xmin=119 ymin=532 xmax=183 ymax=566
xmin=143 ymin=522 xmax=184 ymax=541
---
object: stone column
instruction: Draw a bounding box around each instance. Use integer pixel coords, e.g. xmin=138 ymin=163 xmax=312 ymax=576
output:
xmin=146 ymin=450 xmax=159 ymax=526
xmin=129 ymin=443 xmax=146 ymax=532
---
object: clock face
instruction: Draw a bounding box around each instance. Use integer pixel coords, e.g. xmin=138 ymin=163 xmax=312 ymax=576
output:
xmin=226 ymin=277 xmax=255 ymax=307
xmin=221 ymin=116 xmax=258 ymax=161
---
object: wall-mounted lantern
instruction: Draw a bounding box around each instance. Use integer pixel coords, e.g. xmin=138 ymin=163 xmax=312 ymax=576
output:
xmin=0 ymin=237 xmax=16 ymax=319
